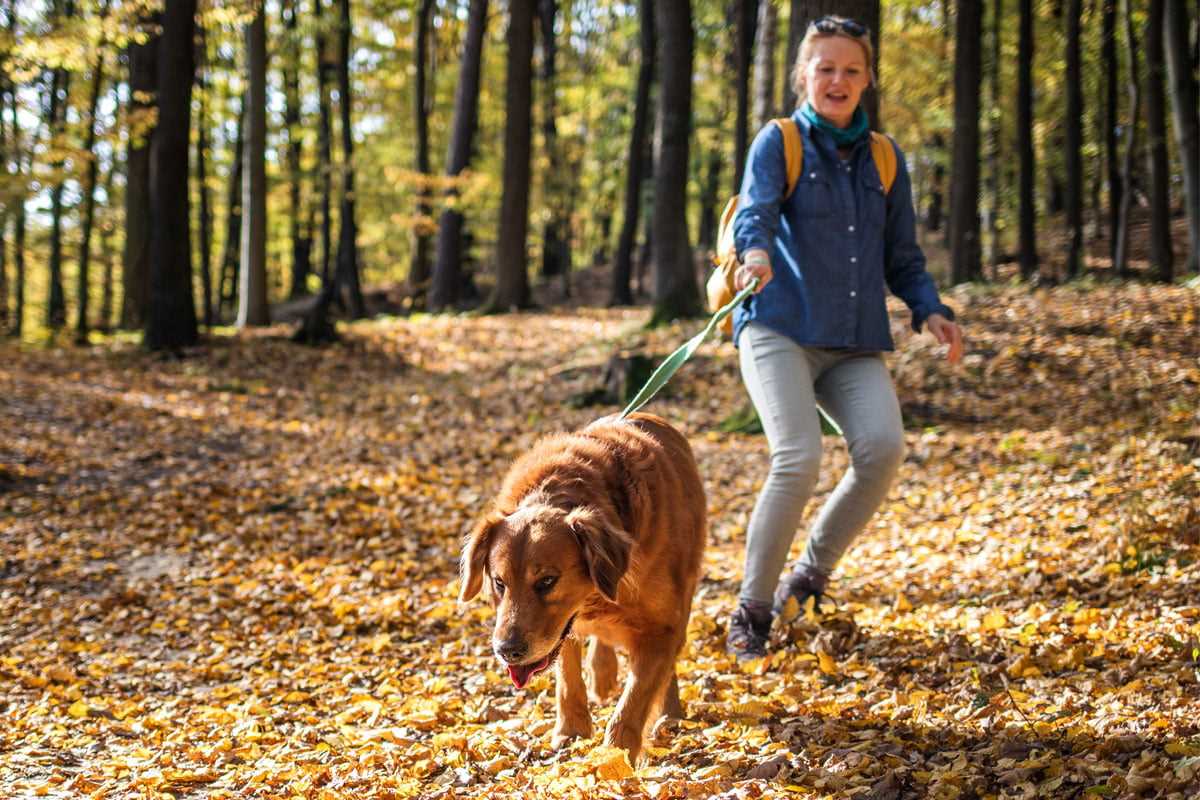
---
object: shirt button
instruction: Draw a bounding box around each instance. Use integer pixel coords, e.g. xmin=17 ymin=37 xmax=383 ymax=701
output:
xmin=848 ymin=225 xmax=855 ymax=232
xmin=810 ymin=172 xmax=817 ymax=178
xmin=850 ymin=291 xmax=857 ymax=297
xmin=850 ymin=256 xmax=857 ymax=263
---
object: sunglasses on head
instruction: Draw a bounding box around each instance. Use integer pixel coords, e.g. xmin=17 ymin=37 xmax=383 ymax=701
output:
xmin=810 ymin=16 xmax=869 ymax=37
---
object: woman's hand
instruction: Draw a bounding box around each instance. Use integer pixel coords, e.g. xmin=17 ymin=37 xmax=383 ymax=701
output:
xmin=925 ymin=313 xmax=963 ymax=364
xmin=736 ymin=249 xmax=773 ymax=293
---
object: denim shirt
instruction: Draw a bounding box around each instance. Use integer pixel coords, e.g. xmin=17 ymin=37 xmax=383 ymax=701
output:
xmin=732 ymin=110 xmax=953 ymax=351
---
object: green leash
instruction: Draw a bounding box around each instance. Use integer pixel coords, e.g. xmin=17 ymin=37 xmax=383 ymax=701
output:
xmin=617 ymin=279 xmax=843 ymax=436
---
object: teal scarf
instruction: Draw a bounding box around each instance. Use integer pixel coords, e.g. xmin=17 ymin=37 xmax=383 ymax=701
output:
xmin=800 ymin=101 xmax=869 ymax=147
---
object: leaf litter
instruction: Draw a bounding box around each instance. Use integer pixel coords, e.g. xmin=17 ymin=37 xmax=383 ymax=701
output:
xmin=1 ymin=284 xmax=1198 ymax=799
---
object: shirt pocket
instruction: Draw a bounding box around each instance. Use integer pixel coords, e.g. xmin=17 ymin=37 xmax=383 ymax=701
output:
xmin=792 ymin=170 xmax=835 ymax=218
xmin=861 ymin=173 xmax=888 ymax=228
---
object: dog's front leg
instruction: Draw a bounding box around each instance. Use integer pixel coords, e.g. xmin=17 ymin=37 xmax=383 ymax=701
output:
xmin=586 ymin=639 xmax=619 ymax=703
xmin=552 ymin=636 xmax=592 ymax=748
xmin=604 ymin=635 xmax=679 ymax=764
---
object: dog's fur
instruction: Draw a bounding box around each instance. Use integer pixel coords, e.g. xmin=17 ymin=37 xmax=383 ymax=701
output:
xmin=459 ymin=413 xmax=706 ymax=763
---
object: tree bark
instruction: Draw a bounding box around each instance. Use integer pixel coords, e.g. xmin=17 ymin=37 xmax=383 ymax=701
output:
xmin=733 ymin=0 xmax=758 ymax=192
xmin=752 ymin=0 xmax=777 ymax=129
xmin=1146 ymin=0 xmax=1175 ymax=280
xmin=1103 ymin=0 xmax=1122 ymax=261
xmin=1165 ymin=0 xmax=1200 ymax=273
xmin=1018 ymin=0 xmax=1038 ymax=279
xmin=610 ymin=0 xmax=655 ymax=306
xmin=488 ymin=0 xmax=535 ymax=312
xmin=648 ymin=0 xmax=702 ymax=325
xmin=1065 ymin=0 xmax=1084 ymax=279
xmin=75 ymin=1 xmax=111 ymax=343
xmin=144 ymin=0 xmax=198 ymax=351
xmin=218 ymin=92 xmax=244 ymax=318
xmin=334 ymin=0 xmax=364 ymax=318
xmin=0 ymin=79 xmax=8 ymax=334
xmin=195 ymin=25 xmax=214 ymax=327
xmin=698 ymin=148 xmax=721 ymax=250
xmin=45 ymin=60 xmax=72 ymax=330
xmin=237 ymin=6 xmax=270 ymax=328
xmin=1115 ymin=0 xmax=1143 ymax=276
xmin=283 ymin=0 xmax=311 ymax=299
xmin=430 ymin=0 xmax=488 ymax=311
xmin=99 ymin=159 xmax=117 ymax=332
xmin=538 ymin=0 xmax=571 ymax=297
xmin=949 ymin=0 xmax=982 ymax=284
xmin=409 ymin=0 xmax=435 ymax=301
xmin=122 ymin=15 xmax=158 ymax=330
xmin=987 ymin=0 xmax=1003 ymax=279
xmin=315 ymin=0 xmax=335 ymax=285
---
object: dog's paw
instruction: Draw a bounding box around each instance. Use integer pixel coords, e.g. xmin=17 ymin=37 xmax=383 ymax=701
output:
xmin=551 ymin=719 xmax=593 ymax=749
xmin=603 ymin=721 xmax=644 ymax=765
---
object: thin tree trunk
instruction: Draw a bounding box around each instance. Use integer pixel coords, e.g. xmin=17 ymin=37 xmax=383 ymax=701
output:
xmin=1115 ymin=0 xmax=1142 ymax=276
xmin=950 ymin=0 xmax=982 ymax=284
xmin=649 ymin=0 xmax=702 ymax=325
xmin=752 ymin=0 xmax=777 ymax=129
xmin=733 ymin=0 xmax=758 ymax=192
xmin=430 ymin=0 xmax=488 ymax=311
xmin=196 ymin=27 xmax=214 ymax=327
xmin=0 ymin=83 xmax=8 ymax=335
xmin=46 ymin=66 xmax=72 ymax=330
xmin=987 ymin=0 xmax=1002 ymax=279
xmin=610 ymin=0 xmax=655 ymax=306
xmin=7 ymin=50 xmax=25 ymax=337
xmin=1065 ymin=0 xmax=1084 ymax=279
xmin=1146 ymin=0 xmax=1175 ymax=280
xmin=145 ymin=0 xmax=199 ymax=350
xmin=1018 ymin=0 xmax=1039 ymax=279
xmin=283 ymin=0 xmax=310 ymax=299
xmin=538 ymin=0 xmax=571 ymax=297
xmin=122 ymin=15 xmax=157 ymax=330
xmin=1165 ymin=0 xmax=1200 ymax=273
xmin=334 ymin=0 xmax=364 ymax=318
xmin=409 ymin=0 xmax=435 ymax=302
xmin=75 ymin=1 xmax=111 ymax=343
xmin=99 ymin=159 xmax=117 ymax=332
xmin=1103 ymin=0 xmax=1122 ymax=261
xmin=315 ymin=0 xmax=334 ymax=285
xmin=218 ymin=93 xmax=245 ymax=318
xmin=698 ymin=148 xmax=721 ymax=250
xmin=488 ymin=0 xmax=535 ymax=312
xmin=238 ymin=7 xmax=270 ymax=328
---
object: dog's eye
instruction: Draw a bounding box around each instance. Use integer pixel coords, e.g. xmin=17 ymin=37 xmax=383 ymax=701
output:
xmin=493 ymin=578 xmax=505 ymax=595
xmin=534 ymin=575 xmax=558 ymax=594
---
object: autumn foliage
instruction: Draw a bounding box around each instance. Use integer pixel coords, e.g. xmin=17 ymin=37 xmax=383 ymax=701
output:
xmin=1 ymin=283 xmax=1198 ymax=798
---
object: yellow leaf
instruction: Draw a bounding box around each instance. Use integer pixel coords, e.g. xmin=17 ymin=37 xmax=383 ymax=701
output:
xmin=588 ymin=746 xmax=634 ymax=780
xmin=894 ymin=593 xmax=913 ymax=613
xmin=67 ymin=700 xmax=90 ymax=718
xmin=817 ymin=649 xmax=838 ymax=676
xmin=282 ymin=691 xmax=310 ymax=704
xmin=981 ymin=609 xmax=1008 ymax=631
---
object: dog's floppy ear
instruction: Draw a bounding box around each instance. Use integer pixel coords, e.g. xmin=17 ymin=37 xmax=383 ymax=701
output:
xmin=460 ymin=510 xmax=504 ymax=602
xmin=566 ymin=506 xmax=633 ymax=602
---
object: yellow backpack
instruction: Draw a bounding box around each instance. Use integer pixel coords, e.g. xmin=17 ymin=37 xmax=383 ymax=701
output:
xmin=708 ymin=118 xmax=900 ymax=335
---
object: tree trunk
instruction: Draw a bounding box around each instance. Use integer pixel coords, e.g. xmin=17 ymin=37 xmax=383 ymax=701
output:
xmin=315 ymin=0 xmax=335 ymax=286
xmin=1115 ymin=0 xmax=1143 ymax=276
xmin=1103 ymin=0 xmax=1122 ymax=261
xmin=1146 ymin=0 xmax=1175 ymax=280
xmin=75 ymin=3 xmax=110 ymax=343
xmin=334 ymin=0 xmax=364 ymax=318
xmin=99 ymin=160 xmax=117 ymax=332
xmin=1018 ymin=0 xmax=1038 ymax=279
xmin=1165 ymin=0 xmax=1200 ymax=274
xmin=1065 ymin=0 xmax=1084 ymax=279
xmin=987 ymin=0 xmax=1003 ymax=279
xmin=6 ymin=57 xmax=25 ymax=337
xmin=283 ymin=0 xmax=310 ymax=299
xmin=949 ymin=0 xmax=982 ymax=285
xmin=218 ymin=92 xmax=245 ymax=318
xmin=237 ymin=7 xmax=270 ymax=328
xmin=195 ymin=26 xmax=214 ymax=327
xmin=488 ymin=0 xmax=535 ymax=312
xmin=430 ymin=0 xmax=488 ymax=311
xmin=122 ymin=16 xmax=157 ymax=330
xmin=733 ymin=0 xmax=758 ymax=192
xmin=144 ymin=0 xmax=198 ymax=351
xmin=46 ymin=66 xmax=71 ymax=330
xmin=0 ymin=84 xmax=8 ymax=335
xmin=752 ymin=0 xmax=777 ymax=129
xmin=784 ymin=0 xmax=880 ymax=124
xmin=538 ymin=0 xmax=571 ymax=297
xmin=409 ymin=0 xmax=435 ymax=302
xmin=648 ymin=0 xmax=702 ymax=325
xmin=610 ymin=0 xmax=655 ymax=306
xmin=698 ymin=149 xmax=721 ymax=250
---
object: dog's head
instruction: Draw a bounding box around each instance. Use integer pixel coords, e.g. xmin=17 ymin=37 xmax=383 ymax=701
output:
xmin=459 ymin=496 xmax=632 ymax=688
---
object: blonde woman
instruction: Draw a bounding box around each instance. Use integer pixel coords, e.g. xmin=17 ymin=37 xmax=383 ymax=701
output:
xmin=726 ymin=15 xmax=963 ymax=659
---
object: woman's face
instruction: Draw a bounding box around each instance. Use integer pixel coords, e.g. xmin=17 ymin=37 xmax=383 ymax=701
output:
xmin=801 ymin=36 xmax=871 ymax=128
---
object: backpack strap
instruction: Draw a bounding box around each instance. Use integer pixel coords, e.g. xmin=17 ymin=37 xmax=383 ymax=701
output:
xmin=772 ymin=117 xmax=804 ymax=199
xmin=868 ymin=131 xmax=898 ymax=194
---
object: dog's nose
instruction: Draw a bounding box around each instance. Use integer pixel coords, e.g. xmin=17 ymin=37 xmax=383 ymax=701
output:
xmin=496 ymin=638 xmax=528 ymax=663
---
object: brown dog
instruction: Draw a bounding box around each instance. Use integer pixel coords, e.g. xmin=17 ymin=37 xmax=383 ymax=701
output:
xmin=459 ymin=412 xmax=706 ymax=764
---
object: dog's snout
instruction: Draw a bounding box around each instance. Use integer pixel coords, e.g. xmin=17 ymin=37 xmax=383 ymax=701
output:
xmin=496 ymin=637 xmax=529 ymax=663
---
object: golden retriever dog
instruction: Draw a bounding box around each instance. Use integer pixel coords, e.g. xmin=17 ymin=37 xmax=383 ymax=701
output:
xmin=459 ymin=412 xmax=706 ymax=764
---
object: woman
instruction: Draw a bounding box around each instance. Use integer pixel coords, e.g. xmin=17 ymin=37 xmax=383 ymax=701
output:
xmin=727 ymin=15 xmax=963 ymax=659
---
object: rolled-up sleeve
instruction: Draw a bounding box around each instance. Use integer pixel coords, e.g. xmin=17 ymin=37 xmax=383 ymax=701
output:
xmin=882 ymin=139 xmax=955 ymax=332
xmin=733 ymin=123 xmax=788 ymax=258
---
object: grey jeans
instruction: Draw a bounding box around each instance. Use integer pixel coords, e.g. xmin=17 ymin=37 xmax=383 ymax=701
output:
xmin=737 ymin=323 xmax=905 ymax=606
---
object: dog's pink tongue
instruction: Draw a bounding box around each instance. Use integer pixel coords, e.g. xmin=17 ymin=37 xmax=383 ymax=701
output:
xmin=507 ymin=657 xmax=549 ymax=689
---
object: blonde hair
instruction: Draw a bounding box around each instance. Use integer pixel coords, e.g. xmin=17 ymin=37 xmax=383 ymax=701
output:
xmin=790 ymin=16 xmax=876 ymax=103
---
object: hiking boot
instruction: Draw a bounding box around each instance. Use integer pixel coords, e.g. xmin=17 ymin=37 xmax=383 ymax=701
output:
xmin=726 ymin=601 xmax=773 ymax=660
xmin=773 ymin=565 xmax=828 ymax=620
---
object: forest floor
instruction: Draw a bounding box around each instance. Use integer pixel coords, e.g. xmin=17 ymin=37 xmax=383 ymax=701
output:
xmin=1 ymin=281 xmax=1199 ymax=799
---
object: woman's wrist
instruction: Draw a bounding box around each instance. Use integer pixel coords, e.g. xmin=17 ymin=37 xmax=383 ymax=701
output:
xmin=742 ymin=249 xmax=770 ymax=266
